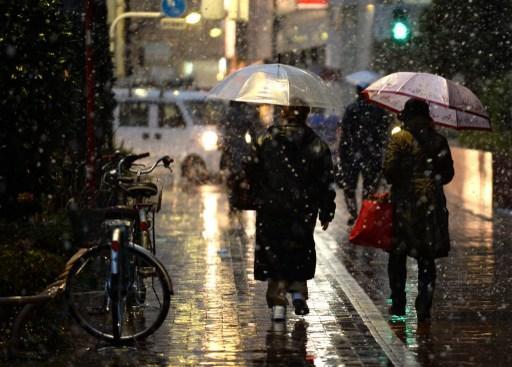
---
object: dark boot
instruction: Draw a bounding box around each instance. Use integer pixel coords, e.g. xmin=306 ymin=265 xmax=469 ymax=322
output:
xmin=415 ymin=300 xmax=431 ymax=322
xmin=415 ymin=284 xmax=434 ymax=321
xmin=388 ymin=252 xmax=407 ymax=316
xmin=292 ymin=299 xmax=310 ymax=315
xmin=389 ymin=294 xmax=406 ymax=316
xmin=416 ymin=257 xmax=436 ymax=322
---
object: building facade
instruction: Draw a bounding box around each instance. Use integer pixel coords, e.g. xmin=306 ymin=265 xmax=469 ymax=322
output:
xmin=106 ymin=0 xmax=431 ymax=92
xmin=107 ymin=0 xmax=226 ymax=88
xmin=246 ymin=0 xmax=431 ymax=107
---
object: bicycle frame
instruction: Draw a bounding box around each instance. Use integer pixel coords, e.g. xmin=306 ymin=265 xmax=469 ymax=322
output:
xmin=106 ymin=219 xmax=136 ymax=341
xmin=135 ymin=203 xmax=155 ymax=254
xmin=110 ymin=226 xmax=123 ymax=276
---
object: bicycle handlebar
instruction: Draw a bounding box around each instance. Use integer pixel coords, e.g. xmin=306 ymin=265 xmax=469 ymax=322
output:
xmin=129 ymin=155 xmax=173 ymax=176
xmin=99 ymin=153 xmax=173 ymax=192
xmin=117 ymin=152 xmax=151 ymax=175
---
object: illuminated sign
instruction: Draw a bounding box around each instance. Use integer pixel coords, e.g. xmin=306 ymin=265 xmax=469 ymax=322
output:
xmin=296 ymin=0 xmax=328 ymax=9
xmin=277 ymin=0 xmax=328 ymax=13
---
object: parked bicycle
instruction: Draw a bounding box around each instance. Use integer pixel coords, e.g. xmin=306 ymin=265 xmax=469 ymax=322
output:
xmin=100 ymin=152 xmax=172 ymax=255
xmin=65 ymin=153 xmax=173 ymax=344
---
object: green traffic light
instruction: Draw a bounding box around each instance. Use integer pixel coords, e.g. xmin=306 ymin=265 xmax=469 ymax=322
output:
xmin=392 ymin=21 xmax=410 ymax=41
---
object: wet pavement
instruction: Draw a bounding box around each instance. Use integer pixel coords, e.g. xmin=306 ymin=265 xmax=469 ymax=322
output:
xmin=327 ymin=203 xmax=512 ymax=366
xmin=6 ymin=170 xmax=512 ymax=366
xmin=326 ymin=162 xmax=512 ymax=366
xmin=41 ymin=184 xmax=395 ymax=367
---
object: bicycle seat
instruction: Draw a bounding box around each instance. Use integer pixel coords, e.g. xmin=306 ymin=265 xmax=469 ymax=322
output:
xmin=124 ymin=182 xmax=159 ymax=198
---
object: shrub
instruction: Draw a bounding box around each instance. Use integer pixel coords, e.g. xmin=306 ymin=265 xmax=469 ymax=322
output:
xmin=0 ymin=243 xmax=65 ymax=298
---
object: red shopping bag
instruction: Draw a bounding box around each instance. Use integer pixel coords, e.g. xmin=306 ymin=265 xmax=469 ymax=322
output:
xmin=349 ymin=193 xmax=393 ymax=251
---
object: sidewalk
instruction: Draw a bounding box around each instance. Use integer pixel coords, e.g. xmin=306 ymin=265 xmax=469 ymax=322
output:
xmin=327 ymin=186 xmax=512 ymax=366
xmin=34 ymin=184 xmax=397 ymax=367
xmin=13 ymin=183 xmax=511 ymax=366
xmin=149 ymin=185 xmax=395 ymax=366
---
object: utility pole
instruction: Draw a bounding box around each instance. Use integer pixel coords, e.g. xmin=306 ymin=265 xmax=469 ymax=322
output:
xmin=271 ymin=0 xmax=280 ymax=62
xmin=114 ymin=0 xmax=126 ymax=78
xmin=84 ymin=0 xmax=96 ymax=201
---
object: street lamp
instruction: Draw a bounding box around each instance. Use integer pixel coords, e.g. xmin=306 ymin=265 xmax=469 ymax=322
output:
xmin=185 ymin=11 xmax=202 ymax=25
xmin=209 ymin=27 xmax=223 ymax=38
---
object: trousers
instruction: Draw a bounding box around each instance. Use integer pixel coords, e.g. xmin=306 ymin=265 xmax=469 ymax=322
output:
xmin=388 ymin=252 xmax=436 ymax=315
xmin=266 ymin=279 xmax=308 ymax=308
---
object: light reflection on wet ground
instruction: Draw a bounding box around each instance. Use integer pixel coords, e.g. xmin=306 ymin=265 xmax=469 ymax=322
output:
xmin=445 ymin=147 xmax=493 ymax=219
xmin=26 ymin=184 xmax=389 ymax=366
xmin=327 ymin=146 xmax=512 ymax=366
xmin=7 ymin=144 xmax=512 ymax=366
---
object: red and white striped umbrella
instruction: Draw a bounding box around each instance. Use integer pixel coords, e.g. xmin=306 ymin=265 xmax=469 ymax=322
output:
xmin=362 ymin=72 xmax=491 ymax=130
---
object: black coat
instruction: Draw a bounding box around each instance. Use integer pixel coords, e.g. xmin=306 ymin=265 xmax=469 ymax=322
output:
xmin=245 ymin=123 xmax=336 ymax=281
xmin=220 ymin=102 xmax=260 ymax=175
xmin=338 ymin=98 xmax=390 ymax=185
xmin=383 ymin=123 xmax=454 ymax=259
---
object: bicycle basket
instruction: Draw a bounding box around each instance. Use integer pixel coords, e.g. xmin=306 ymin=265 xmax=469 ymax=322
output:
xmin=67 ymin=207 xmax=108 ymax=247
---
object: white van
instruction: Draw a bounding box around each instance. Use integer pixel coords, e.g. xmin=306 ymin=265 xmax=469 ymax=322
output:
xmin=112 ymin=87 xmax=227 ymax=180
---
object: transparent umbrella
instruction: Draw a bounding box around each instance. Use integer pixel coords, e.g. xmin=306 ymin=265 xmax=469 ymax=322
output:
xmin=362 ymin=72 xmax=491 ymax=130
xmin=208 ymin=63 xmax=339 ymax=109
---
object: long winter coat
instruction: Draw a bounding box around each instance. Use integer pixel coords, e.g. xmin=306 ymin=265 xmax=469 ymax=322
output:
xmin=245 ymin=123 xmax=336 ymax=281
xmin=383 ymin=123 xmax=454 ymax=259
xmin=220 ymin=102 xmax=260 ymax=175
xmin=338 ymin=97 xmax=390 ymax=187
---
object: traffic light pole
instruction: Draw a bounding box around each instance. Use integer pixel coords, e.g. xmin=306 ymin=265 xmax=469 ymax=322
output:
xmin=109 ymin=11 xmax=192 ymax=78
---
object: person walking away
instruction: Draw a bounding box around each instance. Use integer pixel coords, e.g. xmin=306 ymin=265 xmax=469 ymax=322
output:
xmin=338 ymin=85 xmax=390 ymax=225
xmin=220 ymin=101 xmax=260 ymax=212
xmin=384 ymin=98 xmax=454 ymax=322
xmin=307 ymin=108 xmax=341 ymax=157
xmin=245 ymin=102 xmax=336 ymax=321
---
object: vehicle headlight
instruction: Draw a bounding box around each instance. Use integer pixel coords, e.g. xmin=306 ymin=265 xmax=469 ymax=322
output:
xmin=244 ymin=131 xmax=252 ymax=144
xmin=201 ymin=131 xmax=218 ymax=151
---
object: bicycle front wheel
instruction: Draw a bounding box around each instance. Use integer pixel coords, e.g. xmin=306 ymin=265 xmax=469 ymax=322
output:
xmin=65 ymin=244 xmax=172 ymax=343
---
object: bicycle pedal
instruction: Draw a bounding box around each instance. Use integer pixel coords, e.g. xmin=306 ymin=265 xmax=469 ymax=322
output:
xmin=138 ymin=267 xmax=156 ymax=277
xmin=128 ymin=304 xmax=146 ymax=314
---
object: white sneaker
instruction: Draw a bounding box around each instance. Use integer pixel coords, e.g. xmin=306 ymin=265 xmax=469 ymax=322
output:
xmin=272 ymin=305 xmax=286 ymax=321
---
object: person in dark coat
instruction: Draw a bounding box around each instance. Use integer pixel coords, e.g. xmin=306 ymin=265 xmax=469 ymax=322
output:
xmin=384 ymin=98 xmax=454 ymax=322
xmin=220 ymin=101 xmax=261 ymax=211
xmin=245 ymin=103 xmax=336 ymax=321
xmin=338 ymin=85 xmax=390 ymax=224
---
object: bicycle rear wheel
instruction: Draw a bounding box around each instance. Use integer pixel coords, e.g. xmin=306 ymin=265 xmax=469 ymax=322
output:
xmin=65 ymin=244 xmax=172 ymax=343
xmin=110 ymin=272 xmax=124 ymax=341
